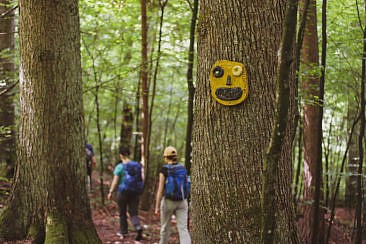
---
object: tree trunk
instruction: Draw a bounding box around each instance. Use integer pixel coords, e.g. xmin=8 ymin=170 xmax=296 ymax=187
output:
xmin=120 ymin=102 xmax=134 ymax=149
xmin=0 ymin=1 xmax=101 ymax=242
xmin=0 ymin=0 xmax=16 ymax=178
xmin=185 ymin=0 xmax=198 ymax=176
xmin=138 ymin=0 xmax=151 ymax=212
xmin=293 ymin=119 xmax=303 ymax=209
xmin=299 ymin=0 xmax=324 ymax=243
xmin=345 ymin=103 xmax=359 ymax=209
xmin=163 ymin=89 xmax=173 ymax=148
xmin=262 ymin=1 xmax=298 ymax=242
xmin=192 ymin=1 xmax=298 ymax=243
xmin=324 ymin=119 xmax=333 ymax=208
xmin=140 ymin=0 xmax=149 ymax=168
xmin=133 ymin=78 xmax=142 ymax=161
xmin=326 ymin=112 xmax=360 ymax=243
xmin=355 ymin=3 xmax=366 ymax=241
xmin=140 ymin=0 xmax=167 ymax=211
xmin=94 ymin=84 xmax=105 ymax=205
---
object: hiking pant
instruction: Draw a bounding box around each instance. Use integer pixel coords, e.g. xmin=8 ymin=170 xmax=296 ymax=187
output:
xmin=159 ymin=197 xmax=191 ymax=244
xmin=117 ymin=190 xmax=142 ymax=234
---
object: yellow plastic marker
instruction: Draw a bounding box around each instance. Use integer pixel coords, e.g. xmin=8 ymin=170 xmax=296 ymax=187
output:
xmin=210 ymin=60 xmax=249 ymax=106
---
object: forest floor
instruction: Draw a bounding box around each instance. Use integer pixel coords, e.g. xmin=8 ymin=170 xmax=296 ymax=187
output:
xmin=91 ymin=170 xmax=359 ymax=244
xmin=0 ymin=172 xmax=359 ymax=244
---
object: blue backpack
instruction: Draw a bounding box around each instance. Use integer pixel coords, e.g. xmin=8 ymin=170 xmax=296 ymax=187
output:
xmin=118 ymin=161 xmax=144 ymax=194
xmin=164 ymin=163 xmax=190 ymax=201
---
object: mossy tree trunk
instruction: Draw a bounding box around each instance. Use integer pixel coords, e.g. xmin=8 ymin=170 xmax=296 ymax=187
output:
xmin=192 ymin=1 xmax=298 ymax=243
xmin=0 ymin=0 xmax=16 ymax=178
xmin=0 ymin=0 xmax=101 ymax=243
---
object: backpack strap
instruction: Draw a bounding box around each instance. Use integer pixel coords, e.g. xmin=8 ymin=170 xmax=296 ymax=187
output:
xmin=164 ymin=163 xmax=174 ymax=177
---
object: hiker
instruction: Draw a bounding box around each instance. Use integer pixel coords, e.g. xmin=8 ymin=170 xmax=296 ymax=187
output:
xmin=155 ymin=146 xmax=191 ymax=244
xmin=85 ymin=143 xmax=97 ymax=190
xmin=107 ymin=146 xmax=144 ymax=241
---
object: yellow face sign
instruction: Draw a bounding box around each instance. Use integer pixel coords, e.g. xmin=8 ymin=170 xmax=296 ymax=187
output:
xmin=210 ymin=60 xmax=249 ymax=106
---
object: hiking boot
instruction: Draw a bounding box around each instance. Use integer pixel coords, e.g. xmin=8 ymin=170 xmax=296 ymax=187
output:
xmin=135 ymin=229 xmax=143 ymax=241
xmin=117 ymin=231 xmax=127 ymax=239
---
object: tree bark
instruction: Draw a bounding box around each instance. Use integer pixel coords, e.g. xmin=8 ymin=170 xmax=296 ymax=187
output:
xmin=0 ymin=0 xmax=100 ymax=242
xmin=120 ymin=103 xmax=133 ymax=149
xmin=192 ymin=1 xmax=298 ymax=243
xmin=324 ymin=119 xmax=333 ymax=208
xmin=293 ymin=119 xmax=303 ymax=209
xmin=133 ymin=78 xmax=142 ymax=161
xmin=261 ymin=1 xmax=298 ymax=243
xmin=140 ymin=0 xmax=149 ymax=168
xmin=0 ymin=0 xmax=16 ymax=178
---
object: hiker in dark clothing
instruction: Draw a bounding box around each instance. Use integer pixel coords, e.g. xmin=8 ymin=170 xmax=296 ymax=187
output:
xmin=107 ymin=146 xmax=144 ymax=241
xmin=85 ymin=143 xmax=97 ymax=190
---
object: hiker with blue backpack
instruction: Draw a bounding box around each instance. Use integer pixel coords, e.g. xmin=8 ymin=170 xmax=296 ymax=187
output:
xmin=155 ymin=146 xmax=191 ymax=244
xmin=107 ymin=146 xmax=144 ymax=241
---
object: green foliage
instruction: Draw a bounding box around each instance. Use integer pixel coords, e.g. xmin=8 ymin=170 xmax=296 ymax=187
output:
xmin=3 ymin=0 xmax=361 ymax=207
xmin=321 ymin=0 xmax=363 ymax=111
xmin=79 ymin=0 xmax=193 ymax=164
xmin=291 ymin=0 xmax=366 ymax=204
xmin=319 ymin=0 xmax=364 ymax=197
xmin=0 ymin=126 xmax=11 ymax=146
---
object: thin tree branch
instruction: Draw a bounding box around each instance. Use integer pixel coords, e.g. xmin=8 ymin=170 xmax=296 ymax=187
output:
xmin=326 ymin=110 xmax=362 ymax=242
xmin=261 ymin=0 xmax=298 ymax=243
xmin=0 ymin=80 xmax=18 ymax=96
xmin=0 ymin=5 xmax=17 ymax=19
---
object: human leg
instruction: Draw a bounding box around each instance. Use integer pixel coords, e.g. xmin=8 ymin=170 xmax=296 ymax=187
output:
xmin=175 ymin=199 xmax=191 ymax=244
xmin=159 ymin=198 xmax=175 ymax=244
xmin=117 ymin=191 xmax=128 ymax=234
xmin=127 ymin=191 xmax=143 ymax=240
xmin=127 ymin=191 xmax=142 ymax=230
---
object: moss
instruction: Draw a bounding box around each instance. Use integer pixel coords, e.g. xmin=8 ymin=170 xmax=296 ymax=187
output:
xmin=45 ymin=212 xmax=69 ymax=244
xmin=0 ymin=163 xmax=8 ymax=178
xmin=28 ymin=219 xmax=45 ymax=244
xmin=70 ymin=227 xmax=102 ymax=244
xmin=44 ymin=211 xmax=101 ymax=244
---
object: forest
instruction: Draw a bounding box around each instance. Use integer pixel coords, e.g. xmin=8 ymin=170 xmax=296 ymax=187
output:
xmin=0 ymin=0 xmax=365 ymax=243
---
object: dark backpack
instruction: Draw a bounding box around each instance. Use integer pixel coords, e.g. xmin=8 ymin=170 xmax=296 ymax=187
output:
xmin=164 ymin=163 xmax=190 ymax=201
xmin=118 ymin=161 xmax=144 ymax=194
xmin=85 ymin=146 xmax=94 ymax=175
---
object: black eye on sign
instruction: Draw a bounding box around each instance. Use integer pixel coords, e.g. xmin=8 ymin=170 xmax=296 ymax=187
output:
xmin=213 ymin=66 xmax=224 ymax=78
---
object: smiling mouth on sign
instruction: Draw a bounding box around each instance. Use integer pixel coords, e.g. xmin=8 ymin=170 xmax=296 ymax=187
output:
xmin=215 ymin=87 xmax=243 ymax=101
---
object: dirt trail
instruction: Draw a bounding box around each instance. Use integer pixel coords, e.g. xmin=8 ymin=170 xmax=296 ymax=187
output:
xmin=91 ymin=174 xmax=180 ymax=244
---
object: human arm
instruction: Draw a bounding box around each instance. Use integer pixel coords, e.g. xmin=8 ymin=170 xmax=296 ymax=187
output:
xmin=107 ymin=174 xmax=120 ymax=200
xmin=90 ymin=155 xmax=97 ymax=172
xmin=154 ymin=172 xmax=165 ymax=214
xmin=141 ymin=161 xmax=145 ymax=181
